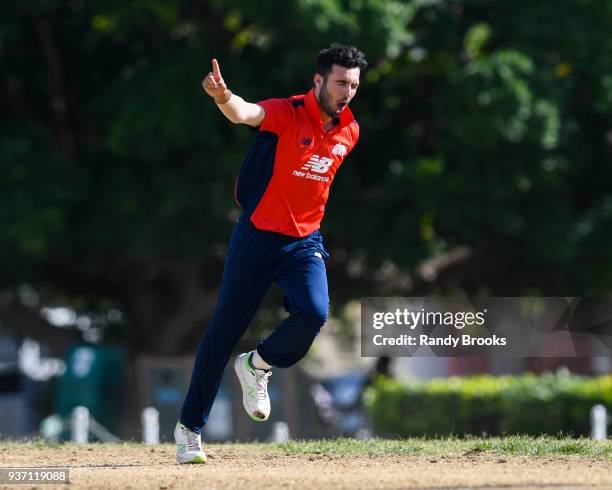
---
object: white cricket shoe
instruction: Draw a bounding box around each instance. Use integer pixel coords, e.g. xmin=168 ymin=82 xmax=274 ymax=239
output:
xmin=234 ymin=351 xmax=272 ymax=421
xmin=174 ymin=422 xmax=207 ymax=464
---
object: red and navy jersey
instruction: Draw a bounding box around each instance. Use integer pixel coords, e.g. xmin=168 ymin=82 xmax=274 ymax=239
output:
xmin=234 ymin=89 xmax=359 ymax=237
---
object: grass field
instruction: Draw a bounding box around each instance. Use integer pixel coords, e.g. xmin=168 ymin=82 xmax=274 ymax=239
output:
xmin=1 ymin=436 xmax=611 ymax=489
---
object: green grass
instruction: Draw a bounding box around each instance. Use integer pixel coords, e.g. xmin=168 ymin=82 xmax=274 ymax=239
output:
xmin=3 ymin=436 xmax=611 ymax=459
xmin=271 ymin=436 xmax=612 ymax=458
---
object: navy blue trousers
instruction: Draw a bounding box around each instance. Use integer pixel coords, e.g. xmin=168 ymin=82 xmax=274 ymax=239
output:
xmin=180 ymin=214 xmax=330 ymax=432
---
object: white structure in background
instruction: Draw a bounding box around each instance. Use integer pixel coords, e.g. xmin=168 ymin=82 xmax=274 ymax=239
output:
xmin=203 ymin=393 xmax=233 ymax=440
xmin=40 ymin=415 xmax=64 ymax=442
xmin=142 ymin=407 xmax=160 ymax=444
xmin=89 ymin=417 xmax=120 ymax=443
xmin=18 ymin=339 xmax=65 ymax=381
xmin=71 ymin=346 xmax=95 ymax=378
xmin=71 ymin=406 xmax=90 ymax=443
xmin=590 ymin=404 xmax=608 ymax=440
xmin=269 ymin=421 xmax=290 ymax=442
xmin=43 ymin=407 xmax=120 ymax=443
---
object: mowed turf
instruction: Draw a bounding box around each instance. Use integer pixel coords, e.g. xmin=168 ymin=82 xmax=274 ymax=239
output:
xmin=1 ymin=437 xmax=611 ymax=489
xmin=275 ymin=435 xmax=612 ymax=457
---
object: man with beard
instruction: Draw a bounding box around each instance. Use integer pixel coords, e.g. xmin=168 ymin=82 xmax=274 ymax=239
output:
xmin=175 ymin=44 xmax=367 ymax=463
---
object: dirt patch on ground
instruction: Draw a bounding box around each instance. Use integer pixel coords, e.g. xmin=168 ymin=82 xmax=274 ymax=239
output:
xmin=1 ymin=444 xmax=610 ymax=489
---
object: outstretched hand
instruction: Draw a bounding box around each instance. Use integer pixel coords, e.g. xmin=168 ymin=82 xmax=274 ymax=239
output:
xmin=202 ymin=59 xmax=229 ymax=99
xmin=201 ymin=57 xmax=262 ymax=125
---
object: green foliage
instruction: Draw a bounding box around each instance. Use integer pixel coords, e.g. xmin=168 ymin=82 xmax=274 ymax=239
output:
xmin=0 ymin=126 xmax=82 ymax=265
xmin=365 ymin=373 xmax=612 ymax=437
xmin=2 ymin=0 xmax=612 ymax=350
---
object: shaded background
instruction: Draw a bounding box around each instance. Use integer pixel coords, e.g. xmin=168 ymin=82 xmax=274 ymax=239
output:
xmin=1 ymin=0 xmax=611 ymax=440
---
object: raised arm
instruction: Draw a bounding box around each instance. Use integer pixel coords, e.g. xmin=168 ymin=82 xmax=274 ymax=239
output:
xmin=202 ymin=59 xmax=265 ymax=127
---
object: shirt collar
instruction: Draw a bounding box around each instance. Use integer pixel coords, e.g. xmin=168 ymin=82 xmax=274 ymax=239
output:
xmin=304 ymin=89 xmax=354 ymax=131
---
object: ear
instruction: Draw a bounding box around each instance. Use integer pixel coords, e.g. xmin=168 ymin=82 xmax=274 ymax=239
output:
xmin=313 ymin=73 xmax=324 ymax=89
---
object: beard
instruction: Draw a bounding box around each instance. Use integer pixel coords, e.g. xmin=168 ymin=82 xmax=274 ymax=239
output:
xmin=318 ymin=79 xmax=346 ymax=121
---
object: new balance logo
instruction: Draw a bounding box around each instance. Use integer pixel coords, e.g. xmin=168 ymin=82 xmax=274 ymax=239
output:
xmin=332 ymin=143 xmax=347 ymax=156
xmin=293 ymin=154 xmax=334 ymax=183
xmin=301 ymin=155 xmax=334 ymax=174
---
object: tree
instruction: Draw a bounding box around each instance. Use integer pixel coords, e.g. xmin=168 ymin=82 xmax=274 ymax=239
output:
xmin=2 ymin=0 xmax=611 ymax=356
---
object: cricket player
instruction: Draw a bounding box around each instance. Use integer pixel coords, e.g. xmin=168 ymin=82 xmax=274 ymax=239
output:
xmin=175 ymin=44 xmax=367 ymax=463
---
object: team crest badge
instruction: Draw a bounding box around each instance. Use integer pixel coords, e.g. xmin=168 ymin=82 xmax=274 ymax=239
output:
xmin=332 ymin=143 xmax=347 ymax=156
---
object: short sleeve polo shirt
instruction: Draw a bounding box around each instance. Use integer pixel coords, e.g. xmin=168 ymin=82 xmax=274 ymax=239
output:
xmin=234 ymin=89 xmax=359 ymax=237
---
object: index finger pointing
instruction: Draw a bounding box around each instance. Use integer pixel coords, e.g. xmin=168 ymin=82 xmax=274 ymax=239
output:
xmin=212 ymin=58 xmax=221 ymax=82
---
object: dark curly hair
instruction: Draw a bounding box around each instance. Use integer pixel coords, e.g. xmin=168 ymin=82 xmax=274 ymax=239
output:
xmin=315 ymin=43 xmax=368 ymax=78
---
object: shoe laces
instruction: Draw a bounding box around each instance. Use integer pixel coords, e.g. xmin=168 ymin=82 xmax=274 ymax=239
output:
xmin=255 ymin=370 xmax=271 ymax=400
xmin=185 ymin=428 xmax=202 ymax=452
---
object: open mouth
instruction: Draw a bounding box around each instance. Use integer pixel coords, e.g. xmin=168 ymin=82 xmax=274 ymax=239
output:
xmin=337 ymin=101 xmax=348 ymax=111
